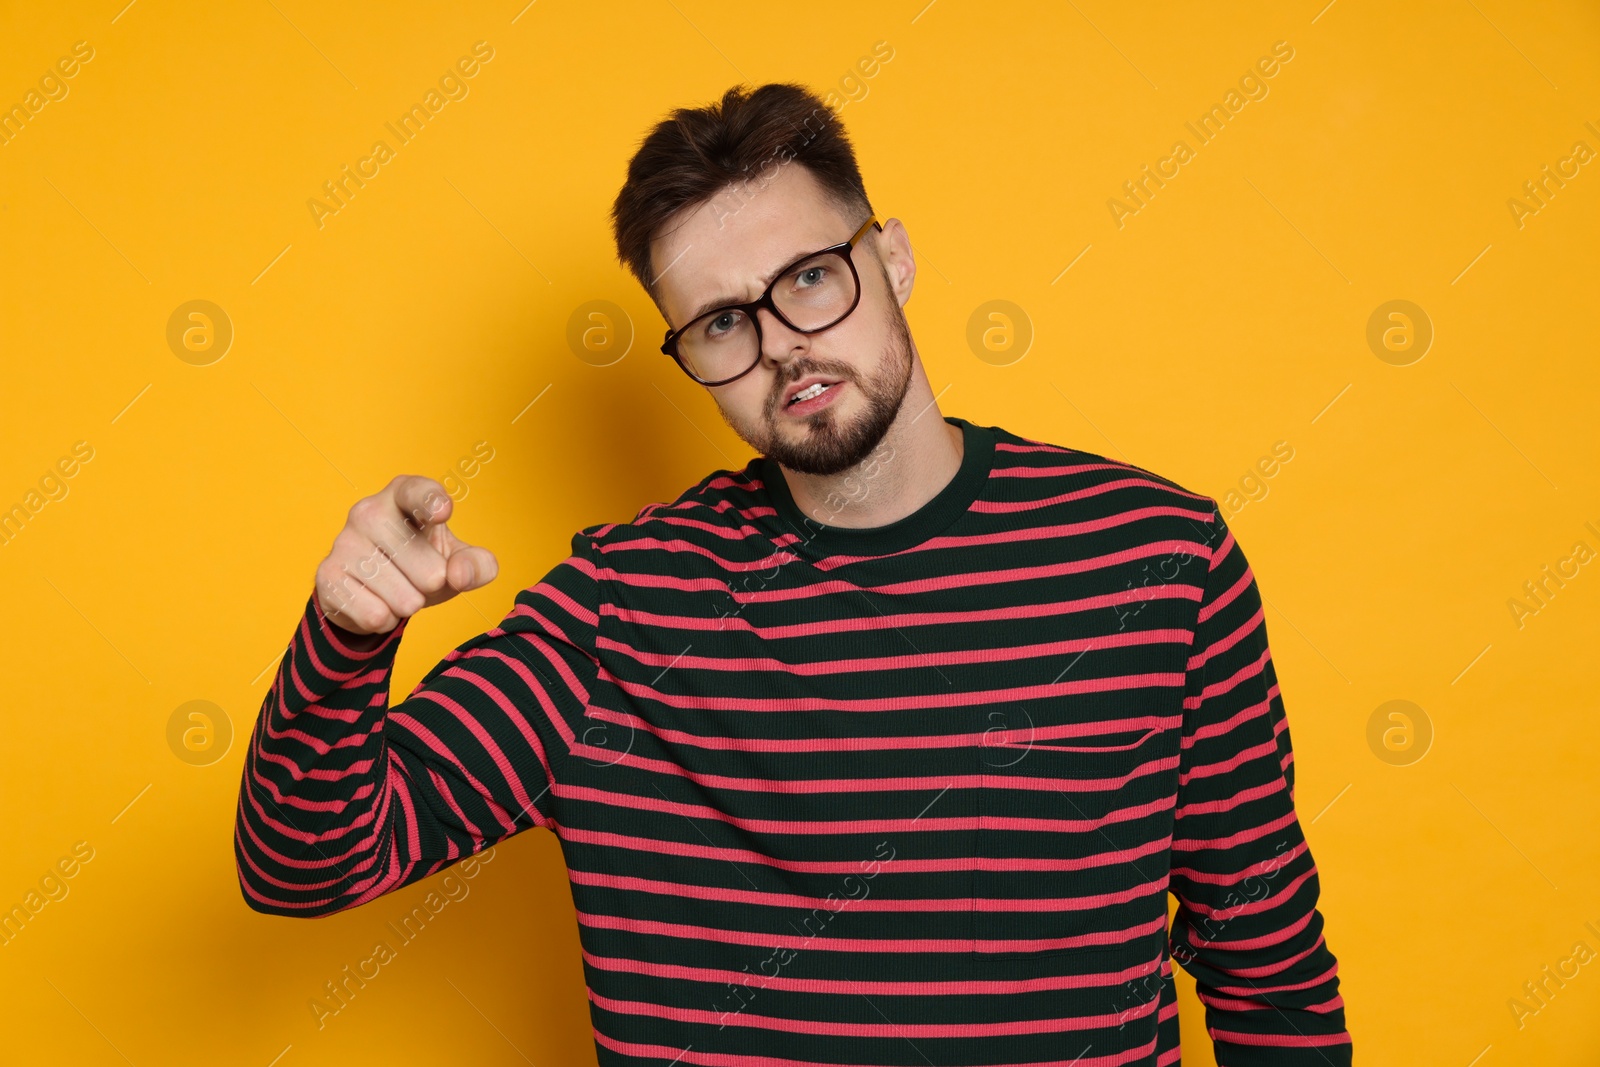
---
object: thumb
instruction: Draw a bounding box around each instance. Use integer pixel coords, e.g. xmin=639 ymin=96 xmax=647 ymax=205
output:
xmin=445 ymin=544 xmax=499 ymax=592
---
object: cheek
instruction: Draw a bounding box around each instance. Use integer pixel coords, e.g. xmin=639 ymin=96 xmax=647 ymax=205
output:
xmin=827 ymin=314 xmax=883 ymax=365
xmin=865 ymin=317 xmax=909 ymax=378
xmin=718 ymin=376 xmax=775 ymax=422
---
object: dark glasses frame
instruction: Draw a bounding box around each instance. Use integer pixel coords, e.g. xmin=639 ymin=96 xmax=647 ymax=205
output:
xmin=659 ymin=215 xmax=882 ymax=386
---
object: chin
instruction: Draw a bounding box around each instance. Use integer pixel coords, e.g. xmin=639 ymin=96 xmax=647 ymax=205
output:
xmin=764 ymin=404 xmax=896 ymax=476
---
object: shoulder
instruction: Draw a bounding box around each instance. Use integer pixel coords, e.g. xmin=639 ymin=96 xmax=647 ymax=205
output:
xmin=976 ymin=421 xmax=1230 ymax=564
xmin=984 ymin=422 xmax=1216 ymax=511
xmin=567 ymin=456 xmax=777 ymax=556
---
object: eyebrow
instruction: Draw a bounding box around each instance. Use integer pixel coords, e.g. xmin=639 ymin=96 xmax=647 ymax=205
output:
xmin=680 ymin=245 xmax=815 ymax=326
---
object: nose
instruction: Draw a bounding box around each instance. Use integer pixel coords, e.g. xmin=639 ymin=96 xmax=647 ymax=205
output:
xmin=756 ymin=305 xmax=808 ymax=369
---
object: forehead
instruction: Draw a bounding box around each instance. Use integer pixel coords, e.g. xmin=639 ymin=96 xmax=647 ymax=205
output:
xmin=650 ymin=162 xmax=851 ymax=329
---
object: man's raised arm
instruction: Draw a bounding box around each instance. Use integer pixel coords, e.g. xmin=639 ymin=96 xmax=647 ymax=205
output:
xmin=233 ymin=475 xmax=597 ymax=917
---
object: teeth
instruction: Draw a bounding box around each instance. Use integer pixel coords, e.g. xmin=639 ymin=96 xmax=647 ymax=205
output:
xmin=791 ymin=382 xmax=828 ymax=404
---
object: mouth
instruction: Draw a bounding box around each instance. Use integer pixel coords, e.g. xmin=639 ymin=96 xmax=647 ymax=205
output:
xmin=781 ymin=377 xmax=845 ymax=417
xmin=784 ymin=375 xmax=843 ymax=406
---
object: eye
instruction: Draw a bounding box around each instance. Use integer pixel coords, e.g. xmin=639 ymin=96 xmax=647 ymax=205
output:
xmin=796 ymin=265 xmax=828 ymax=287
xmin=702 ymin=309 xmax=746 ymax=339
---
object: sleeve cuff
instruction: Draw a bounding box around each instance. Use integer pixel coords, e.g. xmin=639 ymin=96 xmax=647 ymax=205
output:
xmin=307 ymin=587 xmax=409 ymax=667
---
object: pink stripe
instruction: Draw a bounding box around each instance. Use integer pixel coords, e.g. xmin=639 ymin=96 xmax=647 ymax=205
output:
xmin=576 ymin=909 xmax=1167 ymax=955
xmin=581 ymin=947 xmax=1160 ymax=995
xmin=990 ymin=462 xmax=1147 ymax=478
xmin=252 ymin=744 xmax=370 ymax=781
xmin=638 ymin=513 xmax=768 ymax=540
xmin=1204 ymin=525 xmax=1238 ymax=572
xmin=588 ymin=987 xmax=1157 ymax=1037
xmin=1173 ymin=809 xmax=1297 ymax=852
xmin=243 ymin=754 xmax=372 ymax=817
xmin=605 ymin=668 xmax=1186 ymax=713
xmin=567 ymin=867 xmax=1168 ymax=914
xmin=239 ymin=758 xmax=382 ymax=858
xmin=464 ymin=646 xmax=583 ymax=750
xmin=815 ymin=504 xmax=1213 ymax=569
xmin=394 ymin=763 xmax=421 ymax=880
xmin=527 ymin=580 xmax=598 ymax=628
xmin=1212 ymin=961 xmax=1339 ymax=996
xmin=389 ymin=709 xmax=515 ymax=836
xmin=239 ymin=759 xmax=405 ymax=911
xmin=1180 ymin=738 xmax=1280 ymax=786
xmin=683 ymin=538 xmax=1211 ymax=604
xmin=1182 ymin=868 xmax=1315 ymax=921
xmin=426 ymin=762 xmax=483 ymax=847
xmin=1197 ymin=564 xmax=1251 ymax=627
xmin=1208 ymin=1027 xmax=1351 ymax=1047
xmin=593 ymin=1029 xmax=1160 ymax=1067
xmin=993 ymin=440 xmax=1074 ymax=453
xmin=553 ymin=781 xmax=1173 ymax=835
xmin=484 ymin=605 xmax=583 ymax=667
xmin=561 ymin=748 xmax=1172 ymax=796
xmin=234 ymin=816 xmax=370 ymax=890
xmin=406 ymin=685 xmax=541 ymax=828
xmin=1186 ymin=607 xmax=1263 ymax=673
xmin=1181 ymin=695 xmax=1274 ymax=750
xmin=436 ymin=665 xmax=558 ymax=806
xmin=307 ymin=596 xmax=406 ymax=666
xmin=1190 ymin=905 xmax=1313 ymax=951
xmin=598 ymin=627 xmax=1190 ymax=676
xmin=599 ymin=534 xmax=799 ymax=572
xmin=604 ymin=582 xmax=1201 ymax=637
xmin=1203 ymin=933 xmax=1329 ymax=980
xmin=1175 ymin=779 xmax=1285 ymax=818
xmin=558 ymin=825 xmax=1173 ymax=875
xmin=1187 ymin=646 xmax=1270 ymax=707
xmin=584 ymin=704 xmax=1179 ymax=754
xmin=972 ymin=476 xmax=1211 ymax=514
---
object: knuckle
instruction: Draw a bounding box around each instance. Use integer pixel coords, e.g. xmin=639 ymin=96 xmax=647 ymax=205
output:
xmin=396 ymin=587 xmax=427 ymax=618
xmin=416 ymin=558 xmax=450 ymax=594
xmin=353 ymin=549 xmax=386 ymax=581
xmin=319 ymin=565 xmax=350 ymax=597
xmin=419 ymin=484 xmax=449 ymax=519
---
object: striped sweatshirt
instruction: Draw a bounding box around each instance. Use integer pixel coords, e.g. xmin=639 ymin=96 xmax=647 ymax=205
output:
xmin=235 ymin=416 xmax=1351 ymax=1066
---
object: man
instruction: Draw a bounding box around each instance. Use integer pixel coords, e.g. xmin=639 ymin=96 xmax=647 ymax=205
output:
xmin=235 ymin=82 xmax=1351 ymax=1065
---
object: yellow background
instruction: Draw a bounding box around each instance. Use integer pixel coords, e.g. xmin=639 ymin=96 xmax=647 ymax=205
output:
xmin=2 ymin=0 xmax=1597 ymax=1063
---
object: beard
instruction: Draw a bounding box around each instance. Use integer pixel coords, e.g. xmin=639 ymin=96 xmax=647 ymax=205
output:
xmin=725 ymin=291 xmax=915 ymax=477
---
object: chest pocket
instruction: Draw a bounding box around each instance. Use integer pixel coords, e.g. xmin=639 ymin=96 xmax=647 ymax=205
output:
xmin=971 ymin=722 xmax=1176 ymax=962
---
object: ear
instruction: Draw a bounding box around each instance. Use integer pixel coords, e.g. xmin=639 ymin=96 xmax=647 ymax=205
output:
xmin=874 ymin=218 xmax=916 ymax=307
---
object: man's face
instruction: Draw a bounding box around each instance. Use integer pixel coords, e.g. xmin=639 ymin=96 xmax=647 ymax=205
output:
xmin=650 ymin=164 xmax=915 ymax=476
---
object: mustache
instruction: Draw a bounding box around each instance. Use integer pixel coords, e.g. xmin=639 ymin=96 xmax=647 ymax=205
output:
xmin=768 ymin=358 xmax=859 ymax=411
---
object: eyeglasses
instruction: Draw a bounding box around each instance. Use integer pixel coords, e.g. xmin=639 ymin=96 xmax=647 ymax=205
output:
xmin=660 ymin=215 xmax=882 ymax=386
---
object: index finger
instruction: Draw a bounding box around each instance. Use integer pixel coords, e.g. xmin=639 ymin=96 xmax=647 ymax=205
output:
xmin=389 ymin=475 xmax=454 ymax=532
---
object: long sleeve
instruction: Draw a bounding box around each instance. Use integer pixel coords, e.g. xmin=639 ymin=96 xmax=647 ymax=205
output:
xmin=234 ymin=536 xmax=601 ymax=917
xmin=1168 ymin=505 xmax=1352 ymax=1064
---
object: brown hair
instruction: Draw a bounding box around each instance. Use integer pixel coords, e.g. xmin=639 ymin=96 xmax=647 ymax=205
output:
xmin=610 ymin=82 xmax=874 ymax=314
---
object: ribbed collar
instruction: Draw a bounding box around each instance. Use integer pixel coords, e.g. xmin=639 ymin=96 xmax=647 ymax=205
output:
xmin=757 ymin=416 xmax=995 ymax=560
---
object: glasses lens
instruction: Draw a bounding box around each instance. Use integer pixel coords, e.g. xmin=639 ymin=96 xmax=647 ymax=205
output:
xmin=678 ymin=306 xmax=758 ymax=384
xmin=771 ymin=251 xmax=856 ymax=329
xmin=676 ymin=251 xmax=857 ymax=383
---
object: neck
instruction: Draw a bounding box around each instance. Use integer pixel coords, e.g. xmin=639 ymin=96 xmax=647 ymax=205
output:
xmin=775 ymin=358 xmax=964 ymax=530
